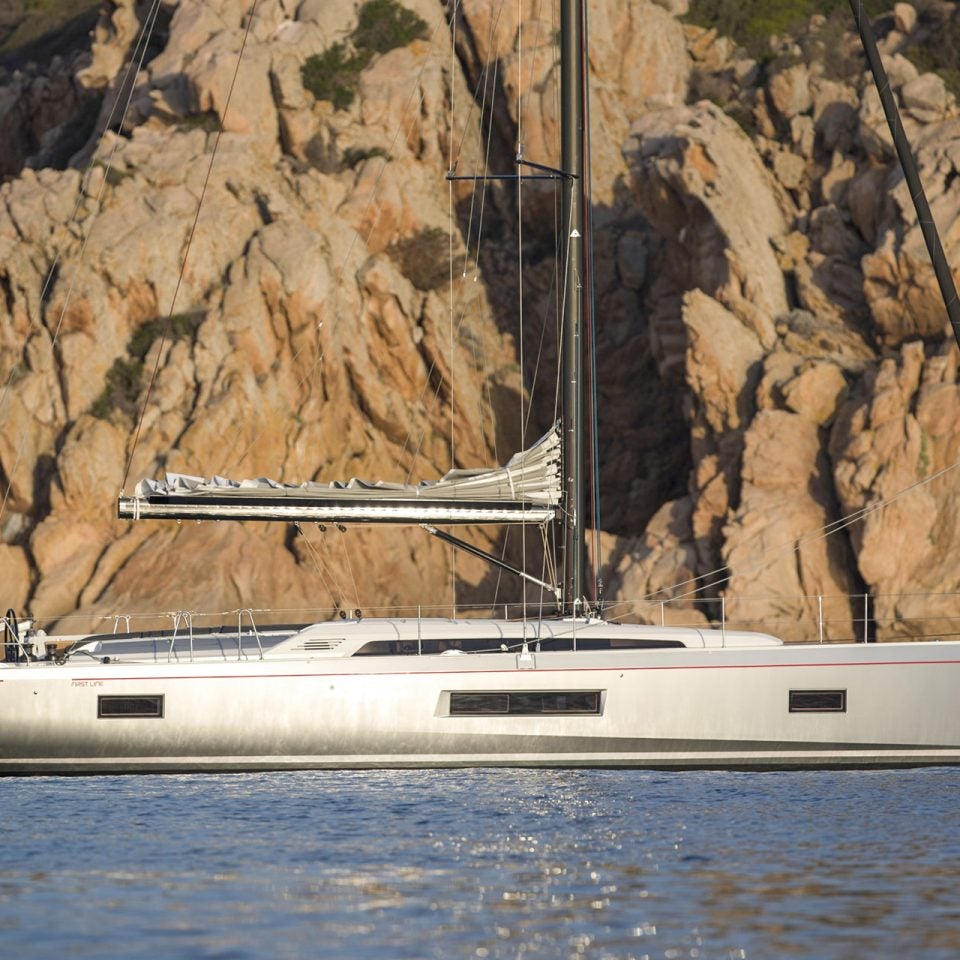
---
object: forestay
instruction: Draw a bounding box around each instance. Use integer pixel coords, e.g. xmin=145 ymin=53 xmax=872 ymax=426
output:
xmin=118 ymin=428 xmax=561 ymax=525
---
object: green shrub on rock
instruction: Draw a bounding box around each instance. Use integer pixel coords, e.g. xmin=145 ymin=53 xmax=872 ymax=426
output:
xmin=353 ymin=0 xmax=428 ymax=56
xmin=389 ymin=227 xmax=451 ymax=291
xmin=301 ymin=43 xmax=365 ymax=111
xmin=90 ymin=314 xmax=200 ymax=423
xmin=301 ymin=0 xmax=429 ymax=110
xmin=684 ymin=0 xmax=885 ymax=57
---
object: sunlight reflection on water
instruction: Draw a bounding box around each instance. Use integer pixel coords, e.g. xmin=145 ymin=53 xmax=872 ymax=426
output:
xmin=1 ymin=768 xmax=959 ymax=958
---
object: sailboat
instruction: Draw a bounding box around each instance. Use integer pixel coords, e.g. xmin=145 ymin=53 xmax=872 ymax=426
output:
xmin=2 ymin=1 xmax=960 ymax=774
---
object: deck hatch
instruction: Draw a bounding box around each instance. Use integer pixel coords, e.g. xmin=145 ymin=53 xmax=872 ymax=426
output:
xmin=789 ymin=690 xmax=846 ymax=713
xmin=98 ymin=695 xmax=165 ymax=718
xmin=450 ymin=691 xmax=601 ymax=715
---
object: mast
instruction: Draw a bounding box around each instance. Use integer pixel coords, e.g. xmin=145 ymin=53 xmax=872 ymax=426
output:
xmin=560 ymin=0 xmax=587 ymax=613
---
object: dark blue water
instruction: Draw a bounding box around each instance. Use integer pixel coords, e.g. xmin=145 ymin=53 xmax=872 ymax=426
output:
xmin=2 ymin=769 xmax=959 ymax=959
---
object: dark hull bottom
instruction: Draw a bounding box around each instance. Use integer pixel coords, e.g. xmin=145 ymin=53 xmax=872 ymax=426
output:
xmin=5 ymin=750 xmax=960 ymax=776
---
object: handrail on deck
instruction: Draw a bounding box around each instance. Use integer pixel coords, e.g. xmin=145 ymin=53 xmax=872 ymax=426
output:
xmin=237 ymin=608 xmax=264 ymax=660
xmin=646 ymin=591 xmax=960 ymax=643
xmin=2 ymin=610 xmax=29 ymax=664
xmin=9 ymin=592 xmax=960 ymax=656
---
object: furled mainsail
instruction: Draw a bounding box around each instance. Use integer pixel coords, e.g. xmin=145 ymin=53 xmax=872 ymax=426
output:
xmin=118 ymin=428 xmax=561 ymax=525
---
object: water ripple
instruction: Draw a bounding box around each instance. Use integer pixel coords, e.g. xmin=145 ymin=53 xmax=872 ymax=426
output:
xmin=1 ymin=769 xmax=959 ymax=958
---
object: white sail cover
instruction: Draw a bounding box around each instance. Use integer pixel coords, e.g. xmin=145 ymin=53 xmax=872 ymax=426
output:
xmin=118 ymin=428 xmax=561 ymax=525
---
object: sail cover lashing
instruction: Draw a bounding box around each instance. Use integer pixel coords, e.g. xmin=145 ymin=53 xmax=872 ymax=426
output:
xmin=118 ymin=429 xmax=561 ymax=525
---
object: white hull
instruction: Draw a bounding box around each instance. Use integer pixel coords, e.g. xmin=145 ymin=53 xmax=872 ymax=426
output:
xmin=3 ymin=619 xmax=960 ymax=774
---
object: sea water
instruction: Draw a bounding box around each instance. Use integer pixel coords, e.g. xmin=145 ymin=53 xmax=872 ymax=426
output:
xmin=1 ymin=768 xmax=958 ymax=959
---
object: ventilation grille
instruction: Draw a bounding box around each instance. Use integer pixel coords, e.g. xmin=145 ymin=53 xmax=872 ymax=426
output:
xmin=296 ymin=639 xmax=343 ymax=651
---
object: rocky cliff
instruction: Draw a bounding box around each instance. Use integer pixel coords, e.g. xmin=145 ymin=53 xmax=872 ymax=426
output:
xmin=0 ymin=0 xmax=958 ymax=640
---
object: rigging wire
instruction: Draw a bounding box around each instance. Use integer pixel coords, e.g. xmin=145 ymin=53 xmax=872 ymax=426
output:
xmin=522 ymin=194 xmax=561 ymax=439
xmin=516 ymin=0 xmax=550 ymax=159
xmin=398 ymin=0 xmax=506 ymax=484
xmin=538 ymin=523 xmax=553 ymax=619
xmin=516 ymin=0 xmax=523 ymax=156
xmin=315 ymin=526 xmax=355 ymax=609
xmin=512 ymin=0 xmax=562 ymax=615
xmin=292 ymin=522 xmax=341 ymax=606
xmin=434 ymin=0 xmax=560 ymax=615
xmin=399 ymin=149 xmax=516 ymax=486
xmin=469 ymin=54 xmax=499 ymax=280
xmin=581 ymin=0 xmax=602 ymax=606
xmin=449 ymin=0 xmax=457 ymax=177
xmin=39 ymin=0 xmax=166 ymax=352
xmin=447 ymin=0 xmax=463 ymax=614
xmin=447 ymin=0 xmax=505 ymax=183
xmin=448 ymin=2 xmax=457 ymax=474
xmin=228 ymin=8 xmax=453 ymax=481
xmin=489 ymin=524 xmax=509 ymax=613
xmin=0 ymin=0 xmax=165 ymax=522
xmin=464 ymin=9 xmax=503 ymax=281
xmin=513 ymin=0 xmax=555 ymax=442
xmin=600 ymin=450 xmax=960 ymax=623
xmin=398 ymin=0 xmax=556 ymax=522
xmin=450 ymin=10 xmax=502 ymax=460
xmin=336 ymin=526 xmax=362 ymax=612
xmin=122 ymin=0 xmax=262 ymax=492
xmin=516 ymin=0 xmax=527 ymax=619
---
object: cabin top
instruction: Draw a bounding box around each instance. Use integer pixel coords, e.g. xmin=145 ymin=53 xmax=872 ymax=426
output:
xmin=270 ymin=617 xmax=784 ymax=657
xmin=2 ymin=616 xmax=783 ymax=666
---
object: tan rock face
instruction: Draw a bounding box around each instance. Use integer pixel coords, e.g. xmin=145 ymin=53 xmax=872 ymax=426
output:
xmin=893 ymin=3 xmax=918 ymax=36
xmin=594 ymin=499 xmax=710 ymax=627
xmin=767 ymin=63 xmax=812 ymax=120
xmin=0 ymin=65 xmax=86 ymax=178
xmin=77 ymin=0 xmax=140 ymax=91
xmin=0 ymin=0 xmax=530 ymax=627
xmin=625 ymin=102 xmax=787 ymax=380
xmin=456 ymin=0 xmax=689 ymax=208
xmin=603 ymin=9 xmax=960 ymax=641
xmin=723 ymin=409 xmax=859 ymax=642
xmin=451 ymin=0 xmax=695 ymax=537
xmin=682 ymin=290 xmax=763 ymax=434
xmin=901 ymin=73 xmax=948 ymax=122
xmin=781 ymin=362 xmax=849 ymax=426
xmin=862 ymin=119 xmax=960 ymax=347
xmin=830 ymin=343 xmax=960 ymax=638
